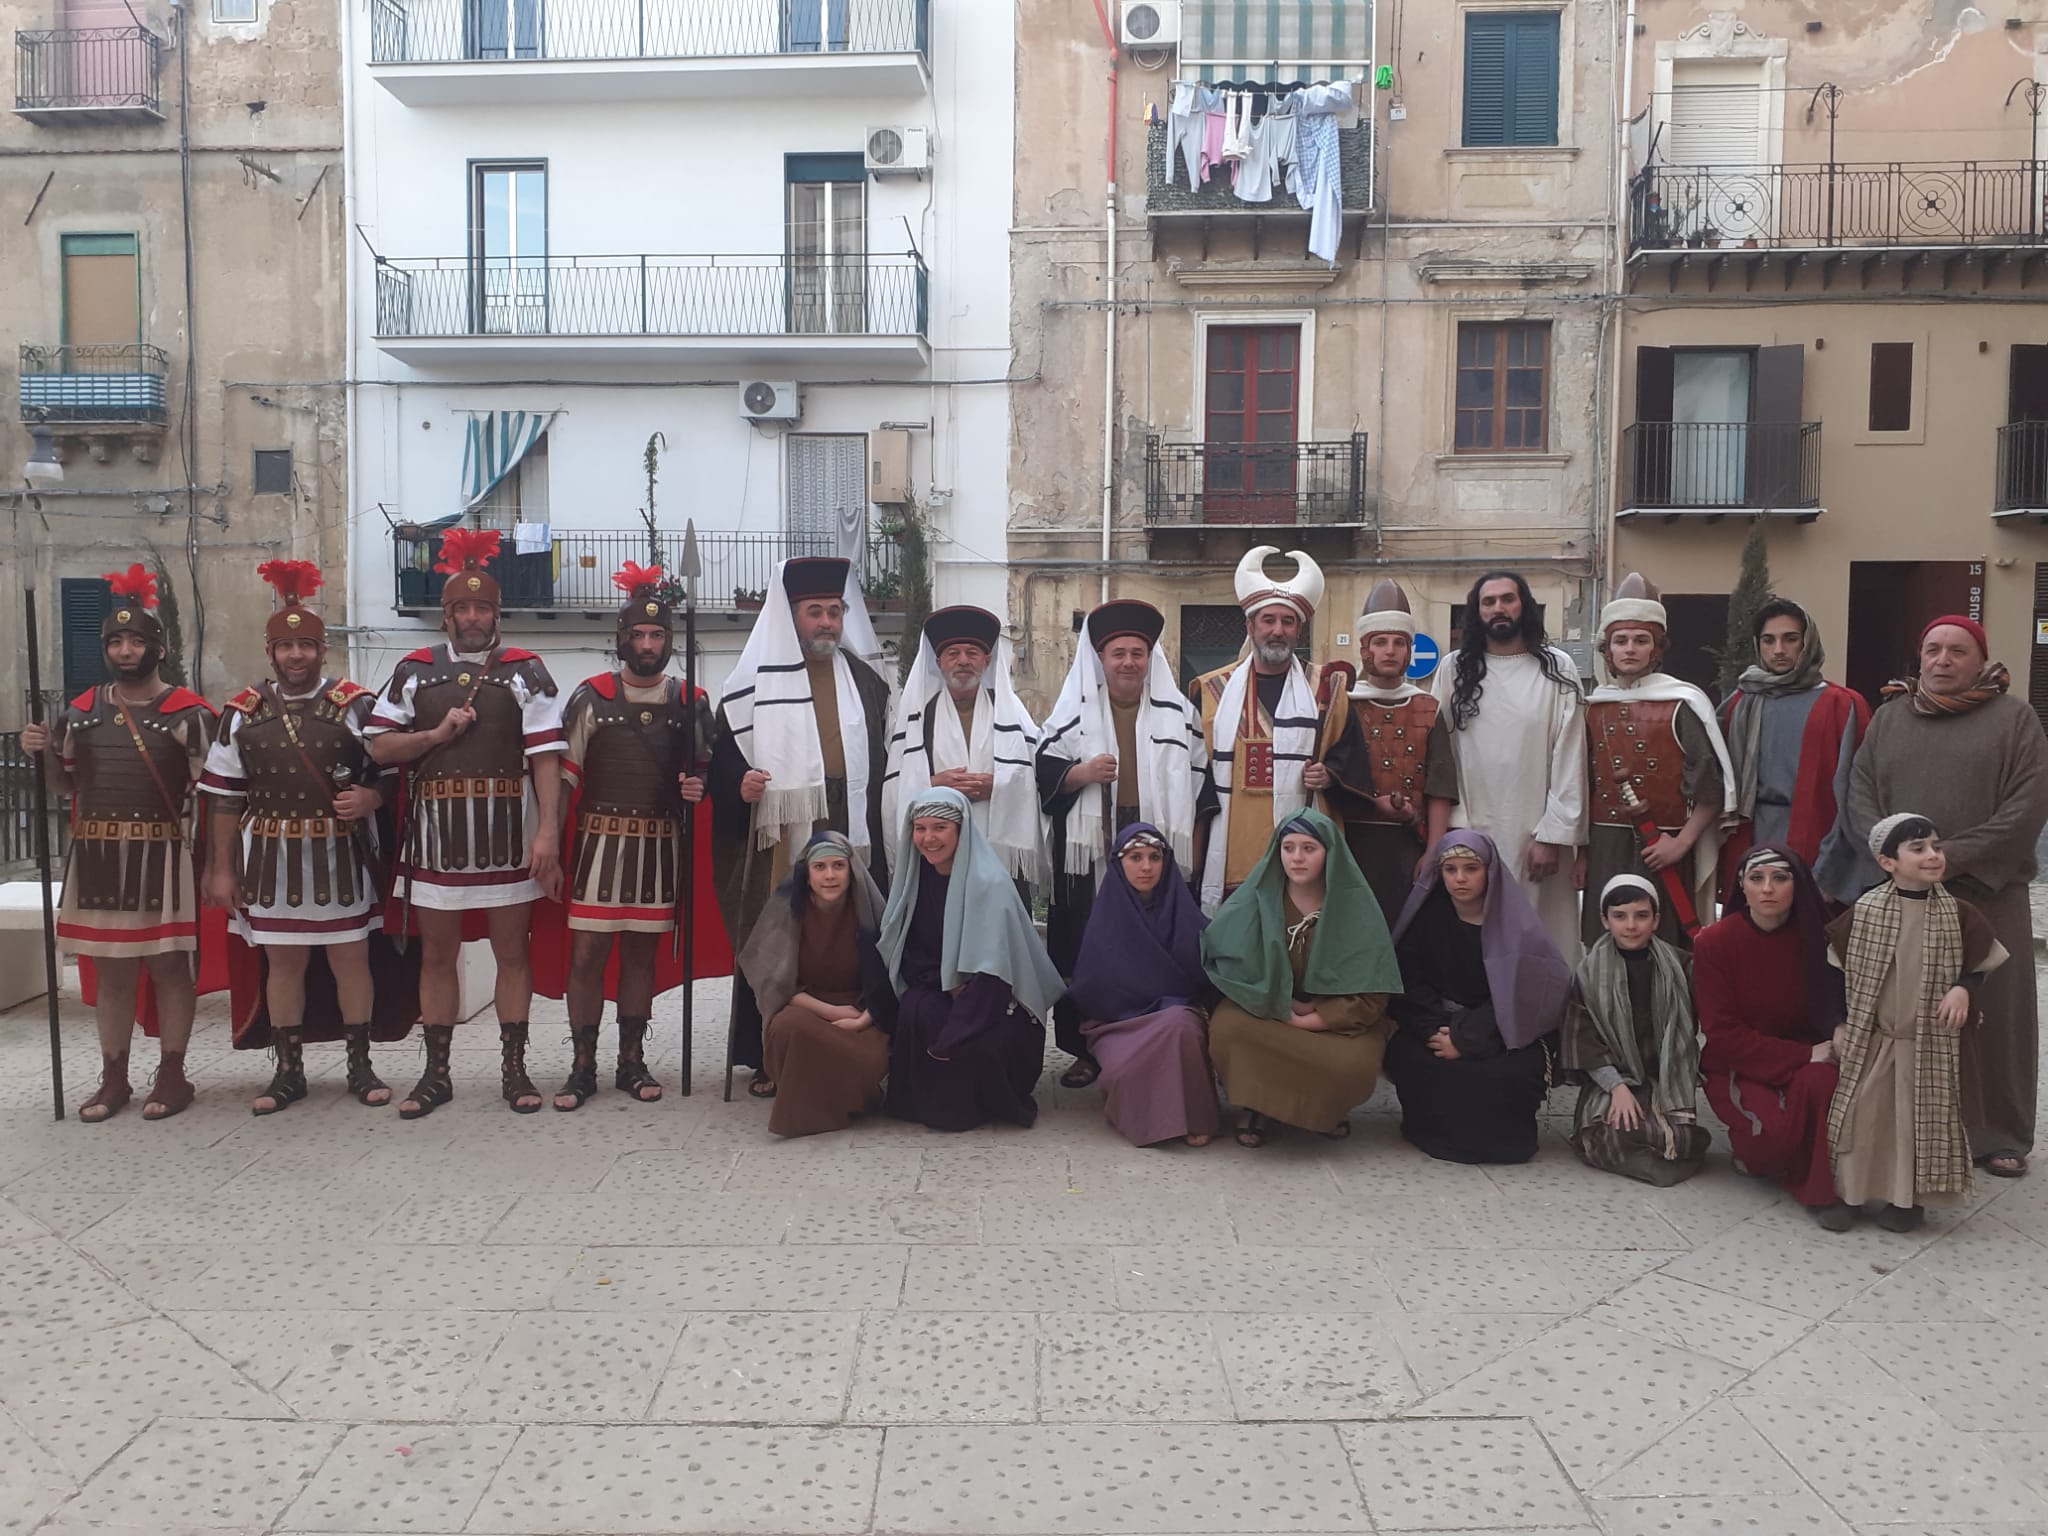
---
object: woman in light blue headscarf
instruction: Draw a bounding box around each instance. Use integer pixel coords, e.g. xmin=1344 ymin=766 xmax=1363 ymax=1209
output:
xmin=877 ymin=786 xmax=1065 ymax=1130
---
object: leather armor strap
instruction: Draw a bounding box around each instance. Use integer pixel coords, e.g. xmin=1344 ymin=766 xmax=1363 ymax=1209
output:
xmin=109 ymin=691 xmax=192 ymax=849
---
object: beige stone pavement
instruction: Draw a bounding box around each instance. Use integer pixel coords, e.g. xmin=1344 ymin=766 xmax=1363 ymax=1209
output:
xmin=2 ymin=962 xmax=2047 ymax=1536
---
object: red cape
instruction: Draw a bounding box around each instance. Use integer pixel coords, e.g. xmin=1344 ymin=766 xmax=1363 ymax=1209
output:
xmin=1717 ymin=680 xmax=1870 ymax=896
xmin=73 ymin=688 xmax=231 ymax=1032
xmin=528 ymin=674 xmax=733 ymax=1001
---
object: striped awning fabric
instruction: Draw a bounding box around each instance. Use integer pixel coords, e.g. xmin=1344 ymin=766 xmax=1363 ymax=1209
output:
xmin=1181 ymin=0 xmax=1373 ymax=79
xmin=461 ymin=409 xmax=554 ymax=510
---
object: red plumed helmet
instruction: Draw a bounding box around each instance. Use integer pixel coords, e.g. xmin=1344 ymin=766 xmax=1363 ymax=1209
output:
xmin=256 ymin=558 xmax=324 ymax=604
xmin=434 ymin=526 xmax=502 ymax=575
xmin=613 ymin=561 xmax=665 ymax=596
xmin=103 ymin=562 xmax=160 ymax=608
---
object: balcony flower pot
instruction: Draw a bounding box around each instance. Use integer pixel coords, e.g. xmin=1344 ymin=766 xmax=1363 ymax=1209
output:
xmin=734 ymin=588 xmax=765 ymax=611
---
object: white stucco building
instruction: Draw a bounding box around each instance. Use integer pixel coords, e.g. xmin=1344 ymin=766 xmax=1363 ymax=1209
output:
xmin=341 ymin=0 xmax=1014 ymax=693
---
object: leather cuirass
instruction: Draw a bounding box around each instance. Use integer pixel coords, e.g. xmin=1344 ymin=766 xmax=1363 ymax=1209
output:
xmin=236 ymin=687 xmax=374 ymax=817
xmin=67 ymin=692 xmax=195 ymax=822
xmin=1587 ymin=697 xmax=1687 ymax=828
xmin=580 ymin=682 xmax=686 ymax=817
xmin=408 ymin=661 xmax=529 ymax=784
xmin=1356 ymin=693 xmax=1439 ymax=803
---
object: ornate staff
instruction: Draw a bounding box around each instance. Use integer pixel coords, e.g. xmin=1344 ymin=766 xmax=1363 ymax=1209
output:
xmin=676 ymin=520 xmax=702 ymax=1096
xmin=23 ymin=590 xmax=65 ymax=1120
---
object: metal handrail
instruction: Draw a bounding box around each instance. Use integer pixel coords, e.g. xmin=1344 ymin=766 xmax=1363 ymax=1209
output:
xmin=1623 ymin=420 xmax=1823 ymax=510
xmin=1631 ymin=160 xmax=2046 ymax=251
xmin=391 ymin=526 xmax=905 ymax=612
xmin=374 ymin=253 xmax=928 ymax=339
xmin=13 ymin=25 xmax=163 ymax=114
xmin=1143 ymin=435 xmax=1369 ymax=526
xmin=369 ymin=0 xmax=929 ymax=65
xmin=1995 ymin=421 xmax=2048 ymax=512
xmin=18 ymin=343 xmax=171 ymax=424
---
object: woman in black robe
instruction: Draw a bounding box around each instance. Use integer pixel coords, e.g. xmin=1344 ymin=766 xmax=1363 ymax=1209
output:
xmin=878 ymin=788 xmax=1065 ymax=1132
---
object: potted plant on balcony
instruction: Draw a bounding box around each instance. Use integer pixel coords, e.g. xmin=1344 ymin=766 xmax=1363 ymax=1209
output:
xmin=734 ymin=585 xmax=766 ymax=611
xmin=863 ymin=565 xmax=904 ymax=614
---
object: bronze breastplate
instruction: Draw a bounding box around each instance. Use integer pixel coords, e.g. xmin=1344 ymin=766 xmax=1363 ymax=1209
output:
xmin=1588 ymin=698 xmax=1686 ymax=828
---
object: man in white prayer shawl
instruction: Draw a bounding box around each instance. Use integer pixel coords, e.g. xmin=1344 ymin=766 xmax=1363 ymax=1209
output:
xmin=1035 ymin=598 xmax=1211 ymax=1085
xmin=882 ymin=605 xmax=1045 ymax=885
xmin=1433 ymin=569 xmax=1589 ymax=962
xmin=1189 ymin=546 xmax=1334 ymax=912
xmin=709 ymin=556 xmax=894 ymax=1093
xmin=1578 ymin=571 xmax=1736 ymax=948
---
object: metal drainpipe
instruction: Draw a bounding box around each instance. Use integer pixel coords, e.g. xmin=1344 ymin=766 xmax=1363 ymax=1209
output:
xmin=1089 ymin=0 xmax=1121 ymax=604
xmin=1603 ymin=0 xmax=1640 ymax=608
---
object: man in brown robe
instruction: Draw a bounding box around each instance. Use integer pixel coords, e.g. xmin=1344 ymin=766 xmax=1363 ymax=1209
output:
xmin=709 ymin=556 xmax=892 ymax=1098
xmin=1316 ymin=577 xmax=1456 ymax=926
xmin=1842 ymin=614 xmax=2048 ymax=1178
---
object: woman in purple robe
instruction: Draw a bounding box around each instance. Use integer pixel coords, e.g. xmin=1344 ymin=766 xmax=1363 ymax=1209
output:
xmin=878 ymin=787 xmax=1066 ymax=1132
xmin=1072 ymin=822 xmax=1221 ymax=1147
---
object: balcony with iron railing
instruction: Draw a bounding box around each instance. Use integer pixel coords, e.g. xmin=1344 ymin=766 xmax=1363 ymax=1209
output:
xmin=19 ymin=343 xmax=169 ymax=426
xmin=1630 ymin=161 xmax=2048 ymax=263
xmin=1144 ymin=435 xmax=1369 ymax=539
xmin=391 ymin=524 xmax=906 ymax=616
xmin=1144 ymin=119 xmax=1374 ymax=255
xmin=1995 ymin=421 xmax=2048 ymax=519
xmin=372 ymin=252 xmax=929 ymax=365
xmin=1619 ymin=421 xmax=1824 ymax=522
xmin=13 ymin=25 xmax=163 ymax=123
xmin=367 ymin=0 xmax=930 ymax=105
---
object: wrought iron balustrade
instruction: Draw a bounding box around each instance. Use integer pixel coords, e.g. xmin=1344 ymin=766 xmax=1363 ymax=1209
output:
xmin=14 ymin=26 xmax=162 ymax=118
xmin=0 ymin=731 xmax=68 ymax=877
xmin=1631 ymin=161 xmax=2047 ymax=251
xmin=19 ymin=344 xmax=170 ymax=424
xmin=369 ymin=0 xmax=928 ymax=64
xmin=1623 ymin=420 xmax=1822 ymax=511
xmin=1144 ymin=435 xmax=1368 ymax=526
xmin=1996 ymin=421 xmax=2048 ymax=512
xmin=374 ymin=254 xmax=927 ymax=340
xmin=391 ymin=525 xmax=904 ymax=613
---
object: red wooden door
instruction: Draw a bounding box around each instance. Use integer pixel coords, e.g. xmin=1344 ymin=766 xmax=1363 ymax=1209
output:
xmin=1204 ymin=325 xmax=1300 ymax=522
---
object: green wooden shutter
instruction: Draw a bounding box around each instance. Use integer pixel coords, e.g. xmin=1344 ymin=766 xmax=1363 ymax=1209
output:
xmin=60 ymin=578 xmax=113 ymax=699
xmin=1464 ymin=12 xmax=1558 ymax=148
xmin=1462 ymin=15 xmax=1509 ymax=146
xmin=1506 ymin=13 xmax=1560 ymax=146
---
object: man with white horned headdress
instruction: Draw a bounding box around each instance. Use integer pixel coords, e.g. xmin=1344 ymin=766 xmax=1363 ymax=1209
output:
xmin=881 ymin=605 xmax=1045 ymax=886
xmin=709 ymin=556 xmax=894 ymax=1096
xmin=1036 ymin=599 xmax=1210 ymax=1086
xmin=1188 ymin=547 xmax=1334 ymax=912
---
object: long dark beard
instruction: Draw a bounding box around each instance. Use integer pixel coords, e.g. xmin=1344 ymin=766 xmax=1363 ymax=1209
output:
xmin=111 ymin=656 xmax=157 ymax=683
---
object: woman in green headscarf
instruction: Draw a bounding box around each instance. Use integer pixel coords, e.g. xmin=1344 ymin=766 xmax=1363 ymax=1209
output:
xmin=1202 ymin=808 xmax=1403 ymax=1146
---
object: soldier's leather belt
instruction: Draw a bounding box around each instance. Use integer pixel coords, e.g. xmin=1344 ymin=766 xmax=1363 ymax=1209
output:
xmin=417 ymin=775 xmax=521 ymax=800
xmin=247 ymin=814 xmax=337 ymax=839
xmin=578 ymin=812 xmax=678 ymax=838
xmin=74 ymin=817 xmax=180 ymax=842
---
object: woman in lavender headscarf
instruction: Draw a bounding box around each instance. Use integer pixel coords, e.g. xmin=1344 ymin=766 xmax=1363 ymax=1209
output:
xmin=1385 ymin=829 xmax=1571 ymax=1164
xmin=1071 ymin=823 xmax=1221 ymax=1147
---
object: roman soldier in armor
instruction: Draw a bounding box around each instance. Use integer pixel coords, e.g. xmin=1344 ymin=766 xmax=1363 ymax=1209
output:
xmin=547 ymin=562 xmax=712 ymax=1109
xmin=201 ymin=560 xmax=393 ymax=1114
xmin=1578 ymin=572 xmax=1736 ymax=946
xmin=22 ymin=564 xmax=216 ymax=1121
xmin=1316 ymin=578 xmax=1458 ymax=927
xmin=365 ymin=527 xmax=567 ymax=1118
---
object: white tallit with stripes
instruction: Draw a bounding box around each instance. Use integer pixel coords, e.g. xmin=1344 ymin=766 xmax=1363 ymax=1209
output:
xmin=715 ymin=560 xmax=886 ymax=858
xmin=1199 ymin=655 xmax=1321 ymax=910
xmin=882 ymin=633 xmax=1046 ymax=881
xmin=1039 ymin=639 xmax=1203 ymax=879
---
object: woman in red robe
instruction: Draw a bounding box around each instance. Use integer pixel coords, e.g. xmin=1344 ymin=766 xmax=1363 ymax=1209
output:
xmin=1695 ymin=844 xmax=1851 ymax=1227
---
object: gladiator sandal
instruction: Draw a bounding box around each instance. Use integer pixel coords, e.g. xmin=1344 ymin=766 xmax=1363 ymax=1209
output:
xmin=399 ymin=1025 xmax=455 ymax=1120
xmin=554 ymin=1026 xmax=600 ymax=1112
xmin=142 ymin=1050 xmax=196 ymax=1121
xmin=252 ymin=1030 xmax=308 ymax=1116
xmin=78 ymin=1050 xmax=133 ymax=1124
xmin=500 ymin=1022 xmax=542 ymax=1114
xmin=614 ymin=1015 xmax=663 ymax=1103
xmin=343 ymin=1025 xmax=391 ymax=1107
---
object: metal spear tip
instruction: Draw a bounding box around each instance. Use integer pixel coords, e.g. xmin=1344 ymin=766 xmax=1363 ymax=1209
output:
xmin=679 ymin=519 xmax=702 ymax=579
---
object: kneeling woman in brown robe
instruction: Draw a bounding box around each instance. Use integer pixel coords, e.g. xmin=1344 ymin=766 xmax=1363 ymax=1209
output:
xmin=1202 ymin=808 xmax=1402 ymax=1146
xmin=1386 ymin=830 xmax=1571 ymax=1164
xmin=878 ymin=787 xmax=1066 ymax=1132
xmin=737 ymin=831 xmax=898 ymax=1137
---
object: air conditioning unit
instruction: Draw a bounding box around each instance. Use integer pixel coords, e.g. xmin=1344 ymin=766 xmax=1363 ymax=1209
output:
xmin=864 ymin=125 xmax=931 ymax=176
xmin=1120 ymin=0 xmax=1181 ymax=48
xmin=739 ymin=381 xmax=801 ymax=423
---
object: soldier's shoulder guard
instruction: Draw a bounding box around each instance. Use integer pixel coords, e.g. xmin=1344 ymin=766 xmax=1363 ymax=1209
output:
xmin=326 ymin=679 xmax=371 ymax=707
xmin=228 ymin=686 xmax=265 ymax=715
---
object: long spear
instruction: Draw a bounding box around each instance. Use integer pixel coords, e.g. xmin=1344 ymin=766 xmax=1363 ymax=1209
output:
xmin=23 ymin=591 xmax=65 ymax=1120
xmin=675 ymin=520 xmax=701 ymax=1096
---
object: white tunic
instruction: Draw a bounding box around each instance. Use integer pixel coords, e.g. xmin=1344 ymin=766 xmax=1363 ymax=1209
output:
xmin=1431 ymin=647 xmax=1588 ymax=961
